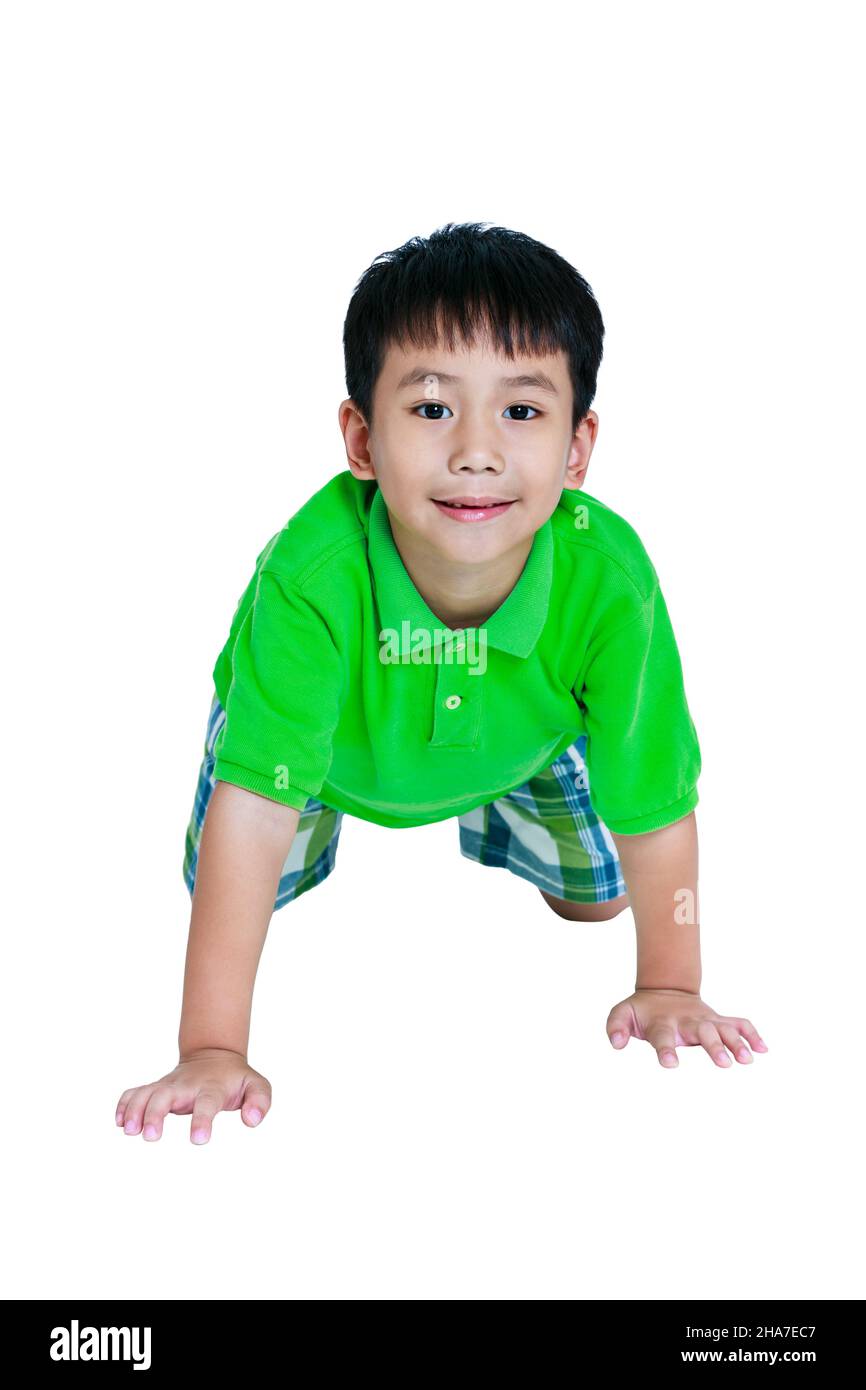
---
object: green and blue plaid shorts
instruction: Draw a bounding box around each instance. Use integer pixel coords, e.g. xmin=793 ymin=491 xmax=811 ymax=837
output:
xmin=183 ymin=690 xmax=627 ymax=912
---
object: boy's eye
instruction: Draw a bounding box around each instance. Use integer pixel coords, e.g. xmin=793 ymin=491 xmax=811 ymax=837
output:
xmin=412 ymin=402 xmax=541 ymax=421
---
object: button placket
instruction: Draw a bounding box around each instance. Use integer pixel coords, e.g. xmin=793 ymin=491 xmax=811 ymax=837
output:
xmin=428 ymin=630 xmax=482 ymax=747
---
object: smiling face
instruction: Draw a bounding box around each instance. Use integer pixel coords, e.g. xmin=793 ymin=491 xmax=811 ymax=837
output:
xmin=339 ymin=321 xmax=598 ymax=624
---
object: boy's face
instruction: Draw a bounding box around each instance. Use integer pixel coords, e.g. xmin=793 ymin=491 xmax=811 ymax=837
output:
xmin=340 ymin=330 xmax=597 ymax=571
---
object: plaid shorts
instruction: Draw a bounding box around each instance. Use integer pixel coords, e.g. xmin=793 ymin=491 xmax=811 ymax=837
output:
xmin=183 ymin=691 xmax=627 ymax=912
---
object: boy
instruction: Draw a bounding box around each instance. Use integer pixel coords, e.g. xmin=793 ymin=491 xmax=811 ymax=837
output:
xmin=116 ymin=222 xmax=767 ymax=1145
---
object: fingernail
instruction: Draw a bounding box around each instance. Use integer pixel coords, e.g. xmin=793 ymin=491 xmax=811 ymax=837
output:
xmin=192 ymin=1130 xmax=208 ymax=1144
xmin=611 ymin=1032 xmax=624 ymax=1045
xmin=738 ymin=1048 xmax=752 ymax=1062
xmin=247 ymin=1107 xmax=262 ymax=1124
xmin=662 ymin=1052 xmax=677 ymax=1066
xmin=143 ymin=1124 xmax=158 ymax=1139
xmin=717 ymin=1053 xmax=732 ymax=1066
xmin=124 ymin=1119 xmax=137 ymax=1133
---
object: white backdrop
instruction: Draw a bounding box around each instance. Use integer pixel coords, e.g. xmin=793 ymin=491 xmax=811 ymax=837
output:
xmin=3 ymin=0 xmax=863 ymax=1300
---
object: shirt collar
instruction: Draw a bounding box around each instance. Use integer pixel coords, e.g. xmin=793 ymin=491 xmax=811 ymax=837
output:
xmin=367 ymin=485 xmax=553 ymax=658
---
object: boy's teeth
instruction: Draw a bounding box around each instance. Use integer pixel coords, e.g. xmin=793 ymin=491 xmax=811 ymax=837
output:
xmin=439 ymin=499 xmax=510 ymax=508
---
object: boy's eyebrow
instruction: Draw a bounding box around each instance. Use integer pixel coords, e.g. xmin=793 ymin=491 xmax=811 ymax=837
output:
xmin=396 ymin=367 xmax=560 ymax=395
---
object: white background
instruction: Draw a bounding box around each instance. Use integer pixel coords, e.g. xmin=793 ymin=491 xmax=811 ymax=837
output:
xmin=3 ymin=1 xmax=863 ymax=1300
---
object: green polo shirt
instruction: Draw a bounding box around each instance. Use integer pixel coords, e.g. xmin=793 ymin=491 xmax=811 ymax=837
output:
xmin=211 ymin=471 xmax=701 ymax=833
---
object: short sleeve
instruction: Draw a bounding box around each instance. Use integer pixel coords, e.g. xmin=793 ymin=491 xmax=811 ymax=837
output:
xmin=213 ymin=569 xmax=346 ymax=811
xmin=576 ymin=583 xmax=701 ymax=834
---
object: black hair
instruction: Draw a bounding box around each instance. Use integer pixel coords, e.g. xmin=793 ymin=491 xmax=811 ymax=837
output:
xmin=342 ymin=221 xmax=605 ymax=435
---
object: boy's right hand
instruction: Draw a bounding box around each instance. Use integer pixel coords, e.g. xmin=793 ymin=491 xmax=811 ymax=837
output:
xmin=115 ymin=1048 xmax=272 ymax=1144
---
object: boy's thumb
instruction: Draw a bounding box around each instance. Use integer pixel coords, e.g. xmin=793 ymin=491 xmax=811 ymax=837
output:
xmin=241 ymin=1084 xmax=271 ymax=1126
xmin=607 ymin=1009 xmax=632 ymax=1048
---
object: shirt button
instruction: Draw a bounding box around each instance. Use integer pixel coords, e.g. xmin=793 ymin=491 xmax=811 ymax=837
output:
xmin=444 ymin=694 xmax=462 ymax=709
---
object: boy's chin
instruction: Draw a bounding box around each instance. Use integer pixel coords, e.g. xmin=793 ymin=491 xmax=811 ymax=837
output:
xmin=427 ymin=525 xmax=526 ymax=561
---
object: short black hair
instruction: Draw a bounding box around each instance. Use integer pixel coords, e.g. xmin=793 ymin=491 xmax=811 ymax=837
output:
xmin=342 ymin=221 xmax=605 ymax=435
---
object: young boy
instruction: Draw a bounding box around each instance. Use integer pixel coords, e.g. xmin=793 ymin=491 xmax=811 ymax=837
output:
xmin=116 ymin=222 xmax=767 ymax=1145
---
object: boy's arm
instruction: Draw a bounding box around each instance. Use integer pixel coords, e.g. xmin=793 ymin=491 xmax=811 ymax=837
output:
xmin=610 ymin=811 xmax=700 ymax=994
xmin=606 ymin=811 xmax=766 ymax=1068
xmin=179 ymin=780 xmax=301 ymax=1060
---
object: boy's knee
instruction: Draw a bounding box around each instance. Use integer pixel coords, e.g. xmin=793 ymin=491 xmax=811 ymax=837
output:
xmin=539 ymin=889 xmax=629 ymax=922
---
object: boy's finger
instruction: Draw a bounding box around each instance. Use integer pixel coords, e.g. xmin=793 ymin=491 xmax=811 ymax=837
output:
xmin=717 ymin=1023 xmax=753 ymax=1064
xmin=645 ymin=1022 xmax=679 ymax=1067
xmin=115 ymin=1089 xmax=134 ymax=1120
xmin=241 ymin=1082 xmax=271 ymax=1127
xmin=122 ymin=1090 xmax=155 ymax=1134
xmin=695 ymin=1020 xmax=733 ymax=1067
xmin=735 ymin=1017 xmax=768 ymax=1051
xmin=606 ymin=1007 xmax=632 ymax=1048
xmin=141 ymin=1087 xmax=177 ymax=1141
xmin=190 ymin=1089 xmax=223 ymax=1145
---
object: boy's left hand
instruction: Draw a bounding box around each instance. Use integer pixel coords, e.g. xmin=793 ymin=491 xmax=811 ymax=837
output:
xmin=606 ymin=989 xmax=769 ymax=1068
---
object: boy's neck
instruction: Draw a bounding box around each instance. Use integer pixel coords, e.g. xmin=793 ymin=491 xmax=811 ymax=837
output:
xmin=387 ymin=519 xmax=535 ymax=632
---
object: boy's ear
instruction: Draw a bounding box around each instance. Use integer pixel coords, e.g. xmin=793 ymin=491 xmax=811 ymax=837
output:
xmin=562 ymin=410 xmax=598 ymax=491
xmin=338 ymin=399 xmax=377 ymax=481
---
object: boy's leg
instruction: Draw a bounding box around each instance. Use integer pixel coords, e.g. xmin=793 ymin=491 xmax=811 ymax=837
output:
xmin=457 ymin=734 xmax=630 ymax=920
xmin=538 ymin=888 xmax=629 ymax=922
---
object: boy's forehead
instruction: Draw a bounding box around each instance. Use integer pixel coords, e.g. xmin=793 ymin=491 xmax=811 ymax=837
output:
xmin=379 ymin=336 xmax=569 ymax=391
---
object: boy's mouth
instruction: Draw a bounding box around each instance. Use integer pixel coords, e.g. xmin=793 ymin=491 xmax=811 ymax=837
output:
xmin=432 ymin=496 xmax=516 ymax=522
